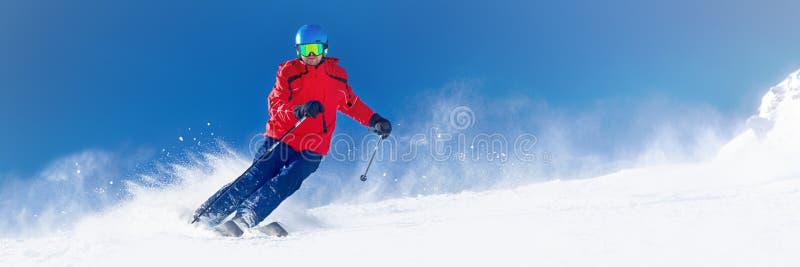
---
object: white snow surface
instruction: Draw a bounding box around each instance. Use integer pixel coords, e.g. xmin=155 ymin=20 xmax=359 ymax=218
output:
xmin=3 ymin=70 xmax=800 ymax=266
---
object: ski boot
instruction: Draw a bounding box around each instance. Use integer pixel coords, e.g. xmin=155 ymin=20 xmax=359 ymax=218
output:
xmin=215 ymin=216 xmax=249 ymax=237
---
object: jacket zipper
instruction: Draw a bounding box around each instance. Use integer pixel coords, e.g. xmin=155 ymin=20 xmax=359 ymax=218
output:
xmin=321 ymin=113 xmax=328 ymax=133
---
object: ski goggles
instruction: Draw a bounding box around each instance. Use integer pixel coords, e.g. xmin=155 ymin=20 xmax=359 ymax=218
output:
xmin=296 ymin=43 xmax=325 ymax=57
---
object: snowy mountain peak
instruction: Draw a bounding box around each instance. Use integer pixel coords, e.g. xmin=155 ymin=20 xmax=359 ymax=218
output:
xmin=746 ymin=69 xmax=800 ymax=135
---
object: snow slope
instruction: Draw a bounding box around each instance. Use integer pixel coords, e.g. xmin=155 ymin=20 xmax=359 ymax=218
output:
xmin=2 ymin=70 xmax=800 ymax=267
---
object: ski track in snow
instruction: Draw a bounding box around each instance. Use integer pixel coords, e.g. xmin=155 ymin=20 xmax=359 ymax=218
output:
xmin=3 ymin=174 xmax=799 ymax=267
xmin=3 ymin=70 xmax=800 ymax=266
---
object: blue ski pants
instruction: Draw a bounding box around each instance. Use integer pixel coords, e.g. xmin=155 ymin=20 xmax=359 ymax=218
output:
xmin=196 ymin=137 xmax=322 ymax=227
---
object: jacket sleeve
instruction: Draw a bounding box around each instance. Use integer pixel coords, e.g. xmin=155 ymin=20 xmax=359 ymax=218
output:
xmin=335 ymin=68 xmax=375 ymax=127
xmin=267 ymin=63 xmax=298 ymax=125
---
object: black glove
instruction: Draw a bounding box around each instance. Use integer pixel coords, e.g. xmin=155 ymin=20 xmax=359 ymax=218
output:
xmin=294 ymin=100 xmax=324 ymax=119
xmin=369 ymin=113 xmax=392 ymax=138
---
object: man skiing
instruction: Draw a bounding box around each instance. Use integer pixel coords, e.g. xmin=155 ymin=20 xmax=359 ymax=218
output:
xmin=192 ymin=24 xmax=392 ymax=236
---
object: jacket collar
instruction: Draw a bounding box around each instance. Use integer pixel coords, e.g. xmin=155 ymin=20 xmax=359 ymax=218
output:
xmin=297 ymin=56 xmax=339 ymax=69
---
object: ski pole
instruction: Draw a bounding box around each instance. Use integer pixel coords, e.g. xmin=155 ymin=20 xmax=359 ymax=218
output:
xmin=359 ymin=133 xmax=385 ymax=182
xmin=191 ymin=116 xmax=308 ymax=224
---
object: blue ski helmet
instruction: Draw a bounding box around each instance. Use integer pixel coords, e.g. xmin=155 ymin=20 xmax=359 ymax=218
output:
xmin=295 ymin=24 xmax=328 ymax=57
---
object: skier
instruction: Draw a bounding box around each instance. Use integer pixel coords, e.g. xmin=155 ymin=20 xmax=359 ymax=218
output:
xmin=192 ymin=24 xmax=392 ymax=236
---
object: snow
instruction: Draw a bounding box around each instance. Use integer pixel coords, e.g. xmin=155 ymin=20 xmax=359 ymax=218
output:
xmin=3 ymin=69 xmax=800 ymax=266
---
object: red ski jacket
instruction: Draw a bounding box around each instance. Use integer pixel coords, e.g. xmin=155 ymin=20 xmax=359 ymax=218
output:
xmin=264 ymin=57 xmax=375 ymax=155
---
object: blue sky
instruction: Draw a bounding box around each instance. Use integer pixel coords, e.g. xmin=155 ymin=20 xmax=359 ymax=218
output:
xmin=2 ymin=0 xmax=799 ymax=177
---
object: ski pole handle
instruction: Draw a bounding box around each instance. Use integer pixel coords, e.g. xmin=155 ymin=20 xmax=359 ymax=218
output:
xmin=368 ymin=128 xmax=389 ymax=139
